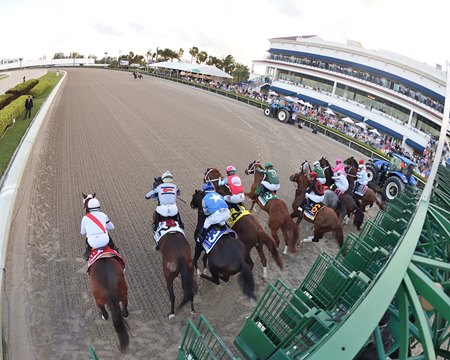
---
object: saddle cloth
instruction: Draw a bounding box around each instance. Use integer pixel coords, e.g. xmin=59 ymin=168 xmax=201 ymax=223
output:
xmin=87 ymin=246 xmax=125 ymax=272
xmin=258 ymin=192 xmax=278 ymax=206
xmin=154 ymin=220 xmax=184 ymax=243
xmin=202 ymin=227 xmax=236 ymax=254
xmin=301 ymin=202 xmax=325 ymax=221
xmin=227 ymin=206 xmax=251 ymax=228
xmin=354 ymin=184 xmax=368 ymax=197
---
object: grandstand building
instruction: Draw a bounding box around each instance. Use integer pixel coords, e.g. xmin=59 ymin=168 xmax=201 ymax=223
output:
xmin=253 ymin=35 xmax=447 ymax=153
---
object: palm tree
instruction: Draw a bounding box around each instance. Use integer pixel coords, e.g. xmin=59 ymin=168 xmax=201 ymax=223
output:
xmin=196 ymin=51 xmax=208 ymax=64
xmin=206 ymin=55 xmax=220 ymax=67
xmin=232 ymin=63 xmax=250 ymax=82
xmin=221 ymin=54 xmax=236 ymax=74
xmin=146 ymin=50 xmax=152 ymax=64
xmin=178 ymin=48 xmax=184 ymax=60
xmin=189 ymin=47 xmax=199 ymax=63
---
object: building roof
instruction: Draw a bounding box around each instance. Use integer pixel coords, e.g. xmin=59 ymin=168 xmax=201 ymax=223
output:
xmin=149 ymin=61 xmax=233 ymax=79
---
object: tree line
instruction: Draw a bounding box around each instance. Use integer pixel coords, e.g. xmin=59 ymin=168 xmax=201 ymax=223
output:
xmin=53 ymin=46 xmax=250 ymax=82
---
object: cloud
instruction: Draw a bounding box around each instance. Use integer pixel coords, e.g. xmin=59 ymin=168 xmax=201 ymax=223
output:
xmin=269 ymin=0 xmax=302 ymax=18
xmin=129 ymin=22 xmax=146 ymax=35
xmin=91 ymin=23 xmax=122 ymax=37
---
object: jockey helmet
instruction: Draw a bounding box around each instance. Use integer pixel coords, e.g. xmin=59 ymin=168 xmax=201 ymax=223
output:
xmin=336 ymin=157 xmax=342 ymax=164
xmin=226 ymin=165 xmax=236 ymax=175
xmin=359 ymin=159 xmax=365 ymax=164
xmin=310 ymin=171 xmax=318 ymax=178
xmin=202 ymin=182 xmax=215 ymax=192
xmin=313 ymin=160 xmax=320 ymax=167
xmin=162 ymin=171 xmax=173 ymax=182
xmin=87 ymin=198 xmax=101 ymax=210
xmin=265 ymin=162 xmax=273 ymax=168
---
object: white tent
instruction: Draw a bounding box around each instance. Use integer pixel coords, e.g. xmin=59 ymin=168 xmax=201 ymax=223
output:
xmin=268 ymin=90 xmax=278 ymax=96
xmin=149 ymin=61 xmax=233 ymax=79
xmin=355 ymin=122 xmax=367 ymax=129
xmin=325 ymin=108 xmax=335 ymax=115
xmin=341 ymin=117 xmax=355 ymax=124
xmin=369 ymin=129 xmax=381 ymax=136
xmin=297 ymin=99 xmax=306 ymax=105
xmin=305 ymin=102 xmax=313 ymax=108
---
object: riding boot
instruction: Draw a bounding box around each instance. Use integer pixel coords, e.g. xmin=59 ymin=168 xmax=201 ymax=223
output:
xmin=177 ymin=213 xmax=184 ymax=229
xmin=198 ymin=227 xmax=208 ymax=242
xmin=84 ymin=239 xmax=91 ymax=261
xmin=233 ymin=203 xmax=241 ymax=212
xmin=299 ymin=198 xmax=307 ymax=211
xmin=108 ymin=235 xmax=119 ymax=253
xmin=152 ymin=211 xmax=159 ymax=231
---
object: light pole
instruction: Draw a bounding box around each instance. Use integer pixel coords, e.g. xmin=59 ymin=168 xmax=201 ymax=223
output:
xmin=104 ymin=52 xmax=108 ymax=67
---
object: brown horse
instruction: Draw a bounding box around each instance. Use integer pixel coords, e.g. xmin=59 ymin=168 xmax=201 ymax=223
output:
xmin=147 ymin=179 xmax=198 ymax=319
xmin=288 ymin=174 xmax=344 ymax=247
xmin=190 ymin=190 xmax=256 ymax=300
xmin=204 ymin=168 xmax=284 ymax=277
xmin=344 ymin=157 xmax=385 ymax=212
xmin=244 ymin=161 xmax=300 ymax=254
xmin=82 ymin=193 xmax=130 ymax=352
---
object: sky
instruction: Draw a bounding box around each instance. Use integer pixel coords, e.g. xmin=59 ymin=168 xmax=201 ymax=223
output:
xmin=1 ymin=0 xmax=449 ymax=71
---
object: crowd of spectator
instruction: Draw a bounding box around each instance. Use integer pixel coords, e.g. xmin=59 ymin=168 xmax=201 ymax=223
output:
xmin=268 ymin=54 xmax=444 ymax=113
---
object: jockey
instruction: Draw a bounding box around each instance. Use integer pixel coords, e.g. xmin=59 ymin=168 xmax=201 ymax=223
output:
xmin=198 ymin=182 xmax=230 ymax=241
xmin=81 ymin=198 xmax=118 ymax=261
xmin=333 ymin=157 xmax=347 ymax=177
xmin=217 ymin=165 xmax=245 ymax=210
xmin=313 ymin=161 xmax=326 ymax=185
xmin=355 ymin=163 xmax=369 ymax=192
xmin=305 ymin=171 xmax=325 ymax=205
xmin=255 ymin=162 xmax=280 ymax=195
xmin=332 ymin=170 xmax=349 ymax=195
xmin=145 ymin=171 xmax=184 ymax=234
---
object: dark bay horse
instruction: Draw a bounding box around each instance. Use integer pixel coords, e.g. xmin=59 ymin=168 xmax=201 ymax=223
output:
xmin=204 ymin=168 xmax=283 ymax=277
xmin=244 ymin=161 xmax=300 ymax=254
xmin=82 ymin=193 xmax=130 ymax=352
xmin=147 ymin=178 xmax=197 ymax=319
xmin=344 ymin=157 xmax=385 ymax=212
xmin=190 ymin=190 xmax=256 ymax=300
xmin=287 ymin=174 xmax=344 ymax=247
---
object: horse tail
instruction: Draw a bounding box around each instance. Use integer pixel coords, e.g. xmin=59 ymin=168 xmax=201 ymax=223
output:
xmin=283 ymin=216 xmax=299 ymax=254
xmin=178 ymin=256 xmax=198 ymax=308
xmin=238 ymin=261 xmax=256 ymax=300
xmin=352 ymin=199 xmax=365 ymax=230
xmin=335 ymin=199 xmax=347 ymax=223
xmin=108 ymin=295 xmax=130 ymax=352
xmin=257 ymin=229 xmax=284 ymax=271
xmin=334 ymin=222 xmax=344 ymax=248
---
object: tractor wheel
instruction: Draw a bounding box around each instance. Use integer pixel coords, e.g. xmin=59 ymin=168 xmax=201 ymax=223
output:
xmin=263 ymin=108 xmax=271 ymax=117
xmin=277 ymin=109 xmax=289 ymax=123
xmin=383 ymin=176 xmax=405 ymax=201
xmin=366 ymin=164 xmax=377 ymax=183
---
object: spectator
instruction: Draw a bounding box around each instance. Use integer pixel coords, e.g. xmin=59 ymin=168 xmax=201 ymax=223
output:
xmin=24 ymin=95 xmax=33 ymax=119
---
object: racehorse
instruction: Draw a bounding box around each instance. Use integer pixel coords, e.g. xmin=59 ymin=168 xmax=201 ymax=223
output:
xmin=344 ymin=157 xmax=385 ymax=212
xmin=287 ymin=174 xmax=344 ymax=247
xmin=190 ymin=190 xmax=256 ymax=300
xmin=149 ymin=178 xmax=197 ymax=319
xmin=82 ymin=193 xmax=130 ymax=352
xmin=244 ymin=161 xmax=300 ymax=254
xmin=203 ymin=168 xmax=283 ymax=277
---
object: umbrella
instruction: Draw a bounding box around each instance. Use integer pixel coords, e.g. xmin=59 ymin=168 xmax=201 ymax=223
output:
xmin=305 ymin=102 xmax=313 ymax=108
xmin=369 ymin=129 xmax=381 ymax=136
xmin=284 ymin=96 xmax=295 ymax=102
xmin=268 ymin=90 xmax=278 ymax=96
xmin=341 ymin=117 xmax=355 ymax=124
xmin=297 ymin=99 xmax=306 ymax=105
xmin=325 ymin=108 xmax=335 ymax=115
xmin=354 ymin=122 xmax=367 ymax=129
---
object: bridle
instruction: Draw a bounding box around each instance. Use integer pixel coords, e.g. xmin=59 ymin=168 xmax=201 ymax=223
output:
xmin=204 ymin=168 xmax=220 ymax=182
xmin=247 ymin=161 xmax=259 ymax=174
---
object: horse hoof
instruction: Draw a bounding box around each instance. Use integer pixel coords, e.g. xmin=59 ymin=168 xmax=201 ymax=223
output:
xmin=196 ymin=268 xmax=202 ymax=277
xmin=122 ymin=310 xmax=129 ymax=319
xmin=262 ymin=267 xmax=268 ymax=279
xmin=303 ymin=237 xmax=313 ymax=243
xmin=168 ymin=314 xmax=175 ymax=320
xmin=282 ymin=246 xmax=288 ymax=255
xmin=101 ymin=313 xmax=108 ymax=320
xmin=191 ymin=311 xmax=196 ymax=318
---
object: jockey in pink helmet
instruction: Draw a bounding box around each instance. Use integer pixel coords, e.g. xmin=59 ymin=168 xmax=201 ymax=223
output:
xmin=332 ymin=157 xmax=347 ymax=176
xmin=218 ymin=165 xmax=245 ymax=210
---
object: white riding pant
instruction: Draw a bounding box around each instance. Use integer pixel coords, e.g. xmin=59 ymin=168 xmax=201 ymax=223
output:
xmin=203 ymin=208 xmax=230 ymax=229
xmin=156 ymin=204 xmax=179 ymax=217
xmin=336 ymin=183 xmax=349 ymax=192
xmin=224 ymin=193 xmax=245 ymax=204
xmin=261 ymin=181 xmax=280 ymax=191
xmin=357 ymin=179 xmax=368 ymax=186
xmin=318 ymin=177 xmax=326 ymax=185
xmin=87 ymin=232 xmax=109 ymax=249
xmin=306 ymin=192 xmax=324 ymax=203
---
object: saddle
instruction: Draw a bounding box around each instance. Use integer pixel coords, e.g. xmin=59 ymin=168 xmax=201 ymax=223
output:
xmin=258 ymin=191 xmax=278 ymax=206
xmin=300 ymin=201 xmax=325 ymax=221
xmin=228 ymin=206 xmax=251 ymax=228
xmin=354 ymin=184 xmax=368 ymax=197
xmin=154 ymin=220 xmax=184 ymax=243
xmin=87 ymin=246 xmax=125 ymax=272
xmin=201 ymin=225 xmax=236 ymax=254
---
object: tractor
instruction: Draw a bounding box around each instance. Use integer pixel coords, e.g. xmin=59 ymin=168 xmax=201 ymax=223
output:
xmin=263 ymin=99 xmax=295 ymax=123
xmin=365 ymin=153 xmax=418 ymax=201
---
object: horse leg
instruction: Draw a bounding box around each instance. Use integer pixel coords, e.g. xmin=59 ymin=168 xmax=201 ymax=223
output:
xmin=219 ymin=274 xmax=231 ymax=282
xmin=249 ymin=200 xmax=256 ymax=212
xmin=193 ymin=241 xmax=203 ymax=277
xmin=311 ymin=227 xmax=325 ymax=243
xmin=98 ymin=304 xmax=109 ymax=320
xmin=280 ymin=226 xmax=291 ymax=256
xmin=166 ymin=277 xmax=176 ymax=319
xmin=255 ymin=242 xmax=268 ymax=278
xmin=120 ymin=285 xmax=129 ymax=319
xmin=244 ymin=246 xmax=254 ymax=270
xmin=200 ymin=264 xmax=220 ymax=285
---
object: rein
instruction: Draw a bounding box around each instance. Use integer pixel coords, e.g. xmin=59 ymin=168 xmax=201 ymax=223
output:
xmin=204 ymin=168 xmax=220 ymax=182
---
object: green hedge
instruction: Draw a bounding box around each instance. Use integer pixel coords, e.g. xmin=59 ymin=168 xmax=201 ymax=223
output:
xmin=0 ymin=95 xmax=27 ymax=136
xmin=5 ymin=79 xmax=39 ymax=97
xmin=0 ymin=94 xmax=14 ymax=110
xmin=30 ymin=80 xmax=49 ymax=98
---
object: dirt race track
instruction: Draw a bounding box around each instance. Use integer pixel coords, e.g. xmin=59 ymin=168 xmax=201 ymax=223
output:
xmin=2 ymin=69 xmax=378 ymax=359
